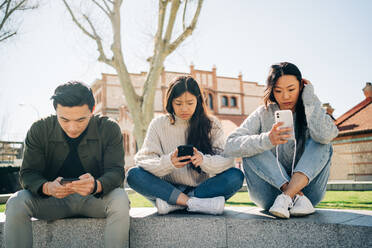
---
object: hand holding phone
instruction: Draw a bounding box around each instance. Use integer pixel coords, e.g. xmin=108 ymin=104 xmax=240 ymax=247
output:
xmin=177 ymin=145 xmax=194 ymax=162
xmin=269 ymin=110 xmax=295 ymax=145
xmin=170 ymin=145 xmax=194 ymax=168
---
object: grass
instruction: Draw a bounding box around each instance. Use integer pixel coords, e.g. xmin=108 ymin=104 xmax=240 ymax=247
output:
xmin=225 ymin=191 xmax=372 ymax=210
xmin=1 ymin=191 xmax=372 ymax=212
xmin=127 ymin=191 xmax=372 ymax=210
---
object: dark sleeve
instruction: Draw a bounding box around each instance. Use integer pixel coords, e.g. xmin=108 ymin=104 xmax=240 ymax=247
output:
xmin=19 ymin=121 xmax=48 ymax=196
xmin=97 ymin=120 xmax=125 ymax=196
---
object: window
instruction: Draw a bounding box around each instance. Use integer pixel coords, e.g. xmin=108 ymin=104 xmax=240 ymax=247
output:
xmin=208 ymin=93 xmax=214 ymax=110
xmin=230 ymin=96 xmax=237 ymax=107
xmin=221 ymin=96 xmax=228 ymax=107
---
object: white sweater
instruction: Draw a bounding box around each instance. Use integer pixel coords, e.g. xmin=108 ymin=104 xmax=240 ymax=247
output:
xmin=134 ymin=115 xmax=234 ymax=187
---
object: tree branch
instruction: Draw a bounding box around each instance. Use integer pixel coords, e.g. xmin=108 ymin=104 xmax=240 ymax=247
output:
xmin=0 ymin=0 xmax=27 ymax=31
xmin=163 ymin=0 xmax=180 ymax=45
xmin=0 ymin=30 xmax=16 ymax=42
xmin=82 ymin=14 xmax=113 ymax=66
xmin=165 ymin=0 xmax=203 ymax=55
xmin=62 ymin=0 xmax=96 ymax=40
xmin=91 ymin=0 xmax=111 ymax=17
xmin=182 ymin=0 xmax=188 ymax=30
xmin=102 ymin=0 xmax=111 ymax=12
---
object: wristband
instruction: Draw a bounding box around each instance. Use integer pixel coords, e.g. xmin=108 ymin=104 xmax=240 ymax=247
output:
xmin=91 ymin=179 xmax=97 ymax=195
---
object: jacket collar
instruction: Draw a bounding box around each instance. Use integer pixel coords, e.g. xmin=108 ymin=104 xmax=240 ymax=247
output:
xmin=50 ymin=115 xmax=99 ymax=143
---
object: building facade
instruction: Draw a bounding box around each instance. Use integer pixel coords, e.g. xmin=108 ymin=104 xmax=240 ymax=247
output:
xmin=330 ymin=82 xmax=372 ymax=181
xmin=91 ymin=65 xmax=266 ymax=168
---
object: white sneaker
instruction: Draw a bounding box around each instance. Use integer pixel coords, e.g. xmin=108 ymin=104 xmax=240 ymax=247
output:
xmin=186 ymin=196 xmax=225 ymax=215
xmin=269 ymin=193 xmax=293 ymax=219
xmin=155 ymin=198 xmax=185 ymax=215
xmin=290 ymin=194 xmax=315 ymax=216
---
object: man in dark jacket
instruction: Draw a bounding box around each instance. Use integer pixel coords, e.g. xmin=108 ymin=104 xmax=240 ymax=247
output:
xmin=4 ymin=82 xmax=130 ymax=248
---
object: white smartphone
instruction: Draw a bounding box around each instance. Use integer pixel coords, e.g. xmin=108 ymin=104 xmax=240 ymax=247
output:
xmin=274 ymin=110 xmax=295 ymax=140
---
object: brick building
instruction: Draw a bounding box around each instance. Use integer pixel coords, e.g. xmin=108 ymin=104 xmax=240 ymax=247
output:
xmin=330 ymin=82 xmax=372 ymax=181
xmin=91 ymin=65 xmax=266 ymax=168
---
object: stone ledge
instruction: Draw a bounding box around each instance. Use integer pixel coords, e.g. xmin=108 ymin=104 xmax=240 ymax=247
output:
xmin=1 ymin=207 xmax=372 ymax=248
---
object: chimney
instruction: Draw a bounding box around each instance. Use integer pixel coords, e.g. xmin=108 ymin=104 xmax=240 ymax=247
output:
xmin=190 ymin=62 xmax=195 ymax=78
xmin=322 ymin=103 xmax=335 ymax=116
xmin=363 ymin=82 xmax=372 ymax=98
xmin=238 ymin=71 xmax=243 ymax=81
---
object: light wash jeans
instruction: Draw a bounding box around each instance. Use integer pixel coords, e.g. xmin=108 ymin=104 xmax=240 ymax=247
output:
xmin=243 ymin=138 xmax=332 ymax=210
xmin=127 ymin=167 xmax=244 ymax=205
xmin=4 ymin=188 xmax=130 ymax=248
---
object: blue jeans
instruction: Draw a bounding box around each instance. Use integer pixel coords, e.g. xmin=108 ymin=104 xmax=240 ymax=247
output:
xmin=242 ymin=138 xmax=332 ymax=210
xmin=127 ymin=167 xmax=244 ymax=205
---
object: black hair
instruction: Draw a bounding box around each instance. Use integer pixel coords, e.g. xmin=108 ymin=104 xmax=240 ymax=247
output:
xmin=51 ymin=81 xmax=95 ymax=111
xmin=165 ymin=76 xmax=215 ymax=155
xmin=263 ymin=62 xmax=307 ymax=141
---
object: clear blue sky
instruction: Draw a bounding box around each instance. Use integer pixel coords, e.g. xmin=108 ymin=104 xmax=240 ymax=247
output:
xmin=1 ymin=0 xmax=371 ymax=141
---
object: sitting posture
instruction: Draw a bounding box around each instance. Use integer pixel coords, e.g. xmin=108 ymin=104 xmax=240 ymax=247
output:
xmin=5 ymin=82 xmax=130 ymax=248
xmin=225 ymin=62 xmax=338 ymax=218
xmin=127 ymin=76 xmax=244 ymax=215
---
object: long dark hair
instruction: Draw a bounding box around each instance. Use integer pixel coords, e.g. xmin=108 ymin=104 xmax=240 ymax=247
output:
xmin=165 ymin=76 xmax=215 ymax=155
xmin=263 ymin=62 xmax=307 ymax=141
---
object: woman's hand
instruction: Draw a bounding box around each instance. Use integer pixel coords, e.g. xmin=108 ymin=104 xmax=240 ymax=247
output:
xmin=171 ymin=149 xmax=192 ymax=168
xmin=190 ymin=147 xmax=203 ymax=167
xmin=269 ymin=122 xmax=293 ymax=146
xmin=302 ymin=78 xmax=311 ymax=85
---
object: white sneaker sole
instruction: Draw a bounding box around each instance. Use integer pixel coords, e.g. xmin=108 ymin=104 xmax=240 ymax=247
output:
xmin=290 ymin=210 xmax=315 ymax=217
xmin=269 ymin=209 xmax=290 ymax=219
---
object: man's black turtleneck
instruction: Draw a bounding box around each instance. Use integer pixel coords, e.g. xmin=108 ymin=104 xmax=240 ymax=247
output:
xmin=57 ymin=128 xmax=88 ymax=178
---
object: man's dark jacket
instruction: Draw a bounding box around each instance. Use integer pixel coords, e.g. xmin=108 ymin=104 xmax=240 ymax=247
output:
xmin=20 ymin=115 xmax=125 ymax=196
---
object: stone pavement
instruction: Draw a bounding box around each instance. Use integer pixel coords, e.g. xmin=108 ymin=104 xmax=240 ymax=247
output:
xmin=1 ymin=207 xmax=372 ymax=247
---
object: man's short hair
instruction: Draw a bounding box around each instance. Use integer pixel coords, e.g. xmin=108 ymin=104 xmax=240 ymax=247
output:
xmin=51 ymin=81 xmax=95 ymax=111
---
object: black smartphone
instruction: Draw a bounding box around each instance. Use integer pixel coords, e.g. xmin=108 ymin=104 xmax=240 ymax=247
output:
xmin=60 ymin=177 xmax=79 ymax=185
xmin=177 ymin=145 xmax=194 ymax=162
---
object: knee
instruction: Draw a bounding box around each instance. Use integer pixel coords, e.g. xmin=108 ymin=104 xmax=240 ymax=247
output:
xmin=106 ymin=188 xmax=130 ymax=216
xmin=5 ymin=190 xmax=32 ymax=218
xmin=126 ymin=167 xmax=142 ymax=187
xmin=225 ymin=168 xmax=244 ymax=188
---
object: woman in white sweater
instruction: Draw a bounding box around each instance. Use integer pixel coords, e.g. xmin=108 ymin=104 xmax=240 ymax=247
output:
xmin=225 ymin=62 xmax=338 ymax=219
xmin=127 ymin=76 xmax=244 ymax=215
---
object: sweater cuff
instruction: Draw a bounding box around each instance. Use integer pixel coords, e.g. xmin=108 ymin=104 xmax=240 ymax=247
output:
xmin=262 ymin=132 xmax=275 ymax=150
xmin=161 ymin=153 xmax=177 ymax=170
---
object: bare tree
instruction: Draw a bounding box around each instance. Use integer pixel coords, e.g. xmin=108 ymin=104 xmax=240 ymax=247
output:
xmin=0 ymin=0 xmax=38 ymax=43
xmin=62 ymin=0 xmax=203 ymax=148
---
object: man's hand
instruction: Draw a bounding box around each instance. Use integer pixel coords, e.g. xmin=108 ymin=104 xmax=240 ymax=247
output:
xmin=43 ymin=177 xmax=75 ymax=199
xmin=65 ymin=173 xmax=97 ymax=196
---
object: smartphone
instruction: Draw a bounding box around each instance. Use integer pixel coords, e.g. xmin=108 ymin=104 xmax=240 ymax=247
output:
xmin=177 ymin=145 xmax=194 ymax=162
xmin=274 ymin=110 xmax=295 ymax=140
xmin=60 ymin=177 xmax=79 ymax=185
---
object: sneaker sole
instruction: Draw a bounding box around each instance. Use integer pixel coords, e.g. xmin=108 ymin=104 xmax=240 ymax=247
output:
xmin=290 ymin=210 xmax=315 ymax=217
xmin=269 ymin=210 xmax=290 ymax=219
